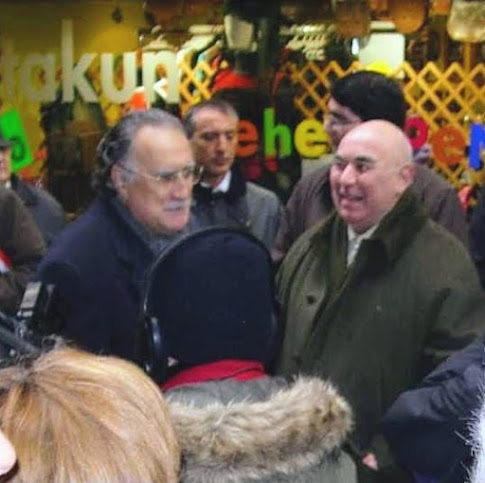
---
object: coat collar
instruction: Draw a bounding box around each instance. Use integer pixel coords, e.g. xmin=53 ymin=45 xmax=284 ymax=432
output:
xmin=193 ymin=166 xmax=247 ymax=204
xmin=167 ymin=376 xmax=352 ymax=481
xmin=309 ymin=188 xmax=427 ymax=272
xmin=162 ymin=359 xmax=266 ymax=390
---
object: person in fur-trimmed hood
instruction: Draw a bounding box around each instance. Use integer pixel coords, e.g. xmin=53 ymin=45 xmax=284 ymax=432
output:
xmin=141 ymin=228 xmax=356 ymax=483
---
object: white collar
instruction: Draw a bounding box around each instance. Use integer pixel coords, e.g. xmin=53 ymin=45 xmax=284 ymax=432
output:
xmin=346 ymin=224 xmax=378 ymax=266
xmin=200 ymin=170 xmax=231 ymax=193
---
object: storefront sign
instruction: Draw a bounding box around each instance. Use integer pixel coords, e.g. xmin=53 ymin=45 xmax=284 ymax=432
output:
xmin=1 ymin=19 xmax=180 ymax=105
xmin=237 ymin=107 xmax=484 ymax=169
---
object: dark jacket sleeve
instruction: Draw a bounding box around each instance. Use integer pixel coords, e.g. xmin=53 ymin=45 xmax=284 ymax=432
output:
xmin=413 ymin=164 xmax=469 ymax=248
xmin=272 ymin=166 xmax=331 ymax=263
xmin=381 ymin=338 xmax=485 ymax=481
xmin=0 ymin=188 xmax=45 ymax=313
xmin=470 ymin=187 xmax=485 ymax=288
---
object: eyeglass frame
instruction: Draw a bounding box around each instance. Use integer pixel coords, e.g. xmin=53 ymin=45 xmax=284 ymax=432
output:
xmin=117 ymin=162 xmax=203 ymax=187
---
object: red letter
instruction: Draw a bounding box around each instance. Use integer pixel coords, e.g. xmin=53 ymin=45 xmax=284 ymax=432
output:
xmin=237 ymin=120 xmax=258 ymax=157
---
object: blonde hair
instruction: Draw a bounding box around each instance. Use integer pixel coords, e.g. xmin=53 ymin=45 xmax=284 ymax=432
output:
xmin=0 ymin=348 xmax=180 ymax=483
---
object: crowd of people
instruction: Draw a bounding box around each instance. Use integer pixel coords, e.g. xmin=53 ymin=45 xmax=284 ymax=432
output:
xmin=1 ymin=71 xmax=485 ymax=482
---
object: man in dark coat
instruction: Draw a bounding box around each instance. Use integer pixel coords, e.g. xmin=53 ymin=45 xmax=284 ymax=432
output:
xmin=36 ymin=109 xmax=198 ymax=361
xmin=183 ymin=99 xmax=282 ymax=250
xmin=0 ymin=186 xmax=45 ymax=314
xmin=276 ymin=120 xmax=485 ymax=474
xmin=0 ymin=135 xmax=65 ymax=245
xmin=273 ymin=71 xmax=467 ymax=262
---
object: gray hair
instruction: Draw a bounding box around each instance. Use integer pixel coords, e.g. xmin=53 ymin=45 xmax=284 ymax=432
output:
xmin=183 ymin=99 xmax=239 ymax=139
xmin=92 ymin=109 xmax=185 ymax=195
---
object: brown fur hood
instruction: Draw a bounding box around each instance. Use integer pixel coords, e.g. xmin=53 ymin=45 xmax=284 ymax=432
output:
xmin=166 ymin=376 xmax=353 ymax=482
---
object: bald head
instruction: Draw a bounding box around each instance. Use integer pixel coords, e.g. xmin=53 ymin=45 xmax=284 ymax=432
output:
xmin=330 ymin=120 xmax=415 ymax=233
xmin=340 ymin=120 xmax=413 ymax=168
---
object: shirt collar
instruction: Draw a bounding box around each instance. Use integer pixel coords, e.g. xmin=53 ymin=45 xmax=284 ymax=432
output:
xmin=200 ymin=170 xmax=232 ymax=193
xmin=347 ymin=224 xmax=378 ymax=266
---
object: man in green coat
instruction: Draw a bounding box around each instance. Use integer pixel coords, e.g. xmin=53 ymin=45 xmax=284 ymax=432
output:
xmin=276 ymin=120 xmax=485 ymax=471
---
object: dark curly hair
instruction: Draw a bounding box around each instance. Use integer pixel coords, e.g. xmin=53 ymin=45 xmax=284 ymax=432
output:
xmin=92 ymin=109 xmax=185 ymax=195
xmin=331 ymin=71 xmax=407 ymax=129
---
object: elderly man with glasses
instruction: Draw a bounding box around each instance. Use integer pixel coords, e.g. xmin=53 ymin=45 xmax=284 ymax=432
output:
xmin=36 ymin=109 xmax=198 ymax=361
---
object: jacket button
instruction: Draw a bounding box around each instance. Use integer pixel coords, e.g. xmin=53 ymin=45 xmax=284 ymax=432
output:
xmin=306 ymin=294 xmax=316 ymax=304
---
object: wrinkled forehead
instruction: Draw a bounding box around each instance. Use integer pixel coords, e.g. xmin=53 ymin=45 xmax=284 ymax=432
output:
xmin=337 ymin=129 xmax=393 ymax=166
xmin=131 ymin=126 xmax=193 ymax=167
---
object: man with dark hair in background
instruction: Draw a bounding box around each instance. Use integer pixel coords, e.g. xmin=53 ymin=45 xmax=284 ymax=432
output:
xmin=0 ymin=186 xmax=45 ymax=314
xmin=273 ymin=71 xmax=467 ymax=262
xmin=36 ymin=109 xmax=199 ymax=361
xmin=184 ymin=99 xmax=282 ymax=249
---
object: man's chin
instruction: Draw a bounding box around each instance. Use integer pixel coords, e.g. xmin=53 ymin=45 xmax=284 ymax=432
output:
xmin=162 ymin=213 xmax=190 ymax=235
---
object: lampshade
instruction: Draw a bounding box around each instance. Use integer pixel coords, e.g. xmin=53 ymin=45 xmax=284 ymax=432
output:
xmin=447 ymin=0 xmax=485 ymax=43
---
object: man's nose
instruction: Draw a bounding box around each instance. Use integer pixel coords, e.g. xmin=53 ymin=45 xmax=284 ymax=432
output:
xmin=339 ymin=163 xmax=357 ymax=185
xmin=171 ymin=174 xmax=192 ymax=198
xmin=215 ymin=133 xmax=230 ymax=150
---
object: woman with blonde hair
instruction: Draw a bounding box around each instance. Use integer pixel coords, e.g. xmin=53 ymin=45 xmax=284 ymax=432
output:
xmin=0 ymin=347 xmax=180 ymax=483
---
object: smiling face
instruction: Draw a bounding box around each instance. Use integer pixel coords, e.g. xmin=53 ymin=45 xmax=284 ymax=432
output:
xmin=189 ymin=108 xmax=238 ymax=187
xmin=330 ymin=120 xmax=414 ymax=233
xmin=111 ymin=125 xmax=195 ymax=236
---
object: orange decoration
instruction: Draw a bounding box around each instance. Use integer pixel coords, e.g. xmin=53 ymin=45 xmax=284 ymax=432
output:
xmin=335 ymin=1 xmax=371 ymax=39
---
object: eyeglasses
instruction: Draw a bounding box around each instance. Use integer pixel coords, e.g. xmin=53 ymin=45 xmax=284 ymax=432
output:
xmin=119 ymin=163 xmax=202 ymax=187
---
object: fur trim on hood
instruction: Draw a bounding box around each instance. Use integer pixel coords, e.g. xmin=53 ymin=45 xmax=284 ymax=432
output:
xmin=167 ymin=376 xmax=353 ymax=482
xmin=469 ymin=393 xmax=485 ymax=483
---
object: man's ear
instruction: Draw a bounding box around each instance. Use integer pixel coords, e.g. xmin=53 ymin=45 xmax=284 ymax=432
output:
xmin=400 ymin=163 xmax=415 ymax=187
xmin=111 ymin=164 xmax=128 ymax=201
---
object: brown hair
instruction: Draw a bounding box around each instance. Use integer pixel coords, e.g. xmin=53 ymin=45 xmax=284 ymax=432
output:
xmin=0 ymin=348 xmax=180 ymax=483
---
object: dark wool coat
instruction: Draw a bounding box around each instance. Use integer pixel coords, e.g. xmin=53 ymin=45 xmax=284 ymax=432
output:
xmin=276 ymin=190 xmax=485 ymax=456
xmin=469 ymin=185 xmax=485 ymax=288
xmin=166 ymin=376 xmax=357 ymax=483
xmin=36 ymin=196 xmax=153 ymax=361
xmin=0 ymin=186 xmax=45 ymax=314
xmin=11 ymin=174 xmax=65 ymax=246
xmin=382 ymin=337 xmax=485 ymax=482
xmin=272 ymin=163 xmax=468 ymax=262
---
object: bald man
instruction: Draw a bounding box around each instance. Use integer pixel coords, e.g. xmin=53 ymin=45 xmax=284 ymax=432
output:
xmin=276 ymin=121 xmax=485 ymax=469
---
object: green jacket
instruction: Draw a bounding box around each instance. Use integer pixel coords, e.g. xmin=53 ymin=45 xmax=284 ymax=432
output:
xmin=276 ymin=189 xmax=485 ymax=453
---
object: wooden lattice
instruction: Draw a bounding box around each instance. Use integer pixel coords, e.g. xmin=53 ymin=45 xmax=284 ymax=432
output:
xmin=178 ymin=58 xmax=485 ymax=190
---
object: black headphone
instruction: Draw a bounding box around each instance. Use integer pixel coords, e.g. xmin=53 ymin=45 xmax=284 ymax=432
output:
xmin=136 ymin=227 xmax=280 ymax=385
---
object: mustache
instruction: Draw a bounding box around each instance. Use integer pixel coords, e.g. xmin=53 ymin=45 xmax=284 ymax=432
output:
xmin=163 ymin=199 xmax=191 ymax=211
